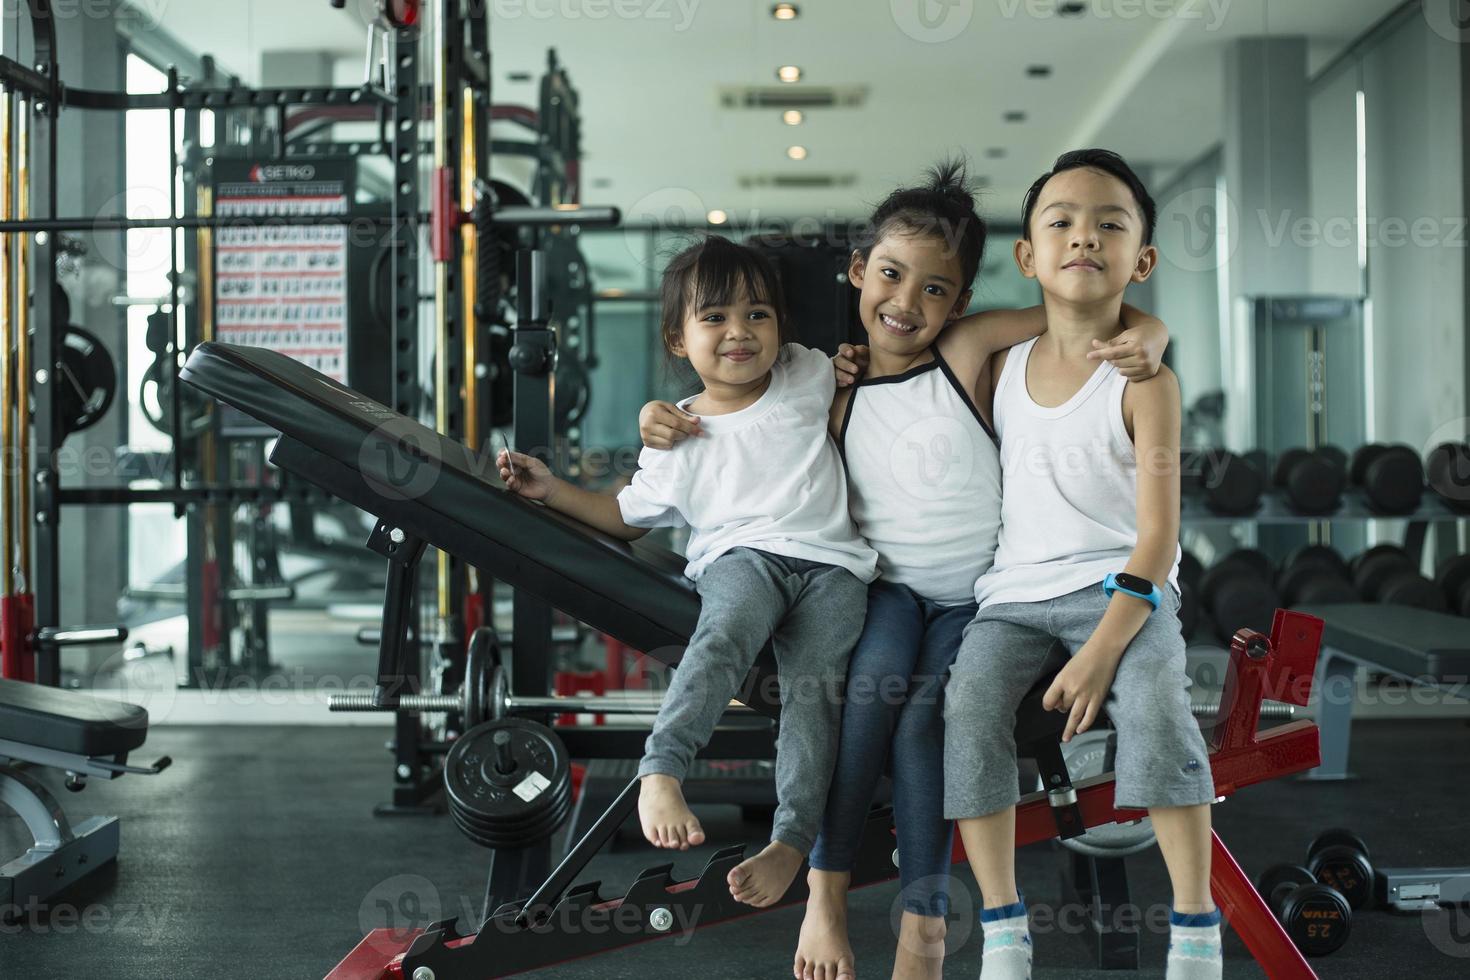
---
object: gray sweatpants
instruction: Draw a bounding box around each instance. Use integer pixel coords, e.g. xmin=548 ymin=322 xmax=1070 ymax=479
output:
xmin=944 ymin=583 xmax=1215 ymax=818
xmin=638 ymin=547 xmax=868 ymax=854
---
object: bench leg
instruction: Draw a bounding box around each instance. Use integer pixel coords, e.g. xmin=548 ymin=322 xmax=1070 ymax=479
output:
xmin=1303 ymin=647 xmax=1355 ymax=781
xmin=0 ymin=764 xmax=121 ymax=916
xmin=1211 ymin=830 xmax=1316 ymax=980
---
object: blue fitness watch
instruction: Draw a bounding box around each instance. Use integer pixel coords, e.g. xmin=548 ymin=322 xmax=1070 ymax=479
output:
xmin=1103 ymin=572 xmax=1162 ymax=612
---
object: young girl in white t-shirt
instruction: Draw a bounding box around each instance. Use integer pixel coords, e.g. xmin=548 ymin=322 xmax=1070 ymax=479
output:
xmin=498 ymin=235 xmax=877 ymax=910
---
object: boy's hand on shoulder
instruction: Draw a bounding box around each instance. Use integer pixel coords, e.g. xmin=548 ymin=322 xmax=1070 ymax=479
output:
xmin=638 ymin=400 xmax=702 ymax=450
xmin=833 ymin=343 xmax=869 ymax=387
xmin=1089 ymin=310 xmax=1168 ymax=380
xmin=1042 ymin=645 xmax=1121 ymax=742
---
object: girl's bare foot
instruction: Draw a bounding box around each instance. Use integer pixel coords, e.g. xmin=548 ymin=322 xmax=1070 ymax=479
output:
xmin=638 ymin=774 xmax=704 ymax=849
xmin=728 ymin=840 xmax=805 ymax=907
xmin=793 ymin=869 xmax=855 ymax=980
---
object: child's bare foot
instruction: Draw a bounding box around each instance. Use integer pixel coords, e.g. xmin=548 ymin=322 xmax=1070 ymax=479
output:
xmin=727 ymin=840 xmax=805 ymax=907
xmin=892 ymin=911 xmax=946 ymax=980
xmin=638 ymin=774 xmax=704 ymax=849
xmin=794 ymin=869 xmax=854 ymax=980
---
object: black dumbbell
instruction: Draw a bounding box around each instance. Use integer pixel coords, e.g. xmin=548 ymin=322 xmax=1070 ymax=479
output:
xmin=1200 ymin=549 xmax=1280 ymax=642
xmin=1350 ymin=443 xmax=1424 ymax=515
xmin=1273 ymin=447 xmax=1346 ymax=515
xmin=1256 ymin=863 xmax=1352 ymax=956
xmin=1426 ymin=441 xmax=1470 ymax=514
xmin=1306 ymin=828 xmax=1375 ymax=911
xmin=1351 ymin=545 xmax=1446 ymax=611
xmin=1277 ymin=545 xmax=1357 ymax=606
xmin=1194 ymin=449 xmax=1264 ymax=516
xmin=1436 ymin=555 xmax=1470 ymax=617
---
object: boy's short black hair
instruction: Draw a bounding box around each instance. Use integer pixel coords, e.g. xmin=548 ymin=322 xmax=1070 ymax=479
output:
xmin=658 ymin=235 xmax=793 ymax=357
xmin=856 ymin=158 xmax=987 ymax=290
xmin=1020 ymin=148 xmax=1156 ymax=245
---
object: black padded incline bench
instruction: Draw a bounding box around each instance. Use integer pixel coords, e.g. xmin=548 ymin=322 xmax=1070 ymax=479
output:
xmin=1296 ymin=603 xmax=1470 ymax=780
xmin=180 ymin=342 xmax=1331 ymax=980
xmin=0 ymin=678 xmax=169 ymax=916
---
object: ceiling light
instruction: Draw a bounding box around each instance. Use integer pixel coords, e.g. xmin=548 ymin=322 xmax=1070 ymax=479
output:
xmin=1026 ymin=65 xmax=1052 ymax=77
xmin=786 ymin=145 xmax=808 ymax=161
xmin=707 ymin=209 xmax=729 ymax=225
xmin=1004 ymin=110 xmax=1026 ymax=123
xmin=776 ymin=65 xmax=802 ymax=83
xmin=771 ymin=3 xmax=799 ymax=20
xmin=782 ymin=109 xmax=803 ymax=125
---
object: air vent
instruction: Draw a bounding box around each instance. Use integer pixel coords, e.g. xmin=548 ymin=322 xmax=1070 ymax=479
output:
xmin=720 ymin=86 xmax=868 ymax=110
xmin=738 ymin=172 xmax=858 ymax=189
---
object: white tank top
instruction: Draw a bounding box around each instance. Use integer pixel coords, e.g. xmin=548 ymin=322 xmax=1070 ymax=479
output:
xmin=839 ymin=347 xmax=1002 ymax=606
xmin=975 ymin=336 xmax=1180 ymax=609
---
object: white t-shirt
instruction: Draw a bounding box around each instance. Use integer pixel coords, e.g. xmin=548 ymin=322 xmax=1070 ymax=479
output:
xmin=617 ymin=344 xmax=879 ymax=583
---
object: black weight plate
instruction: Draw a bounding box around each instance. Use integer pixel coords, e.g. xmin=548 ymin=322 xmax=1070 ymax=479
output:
xmin=1426 ymin=442 xmax=1470 ymax=513
xmin=1258 ymin=862 xmax=1316 ymax=901
xmin=57 ymin=326 xmax=118 ymax=436
xmin=463 ymin=627 xmax=501 ymax=728
xmin=1307 ymin=845 xmax=1374 ymax=910
xmin=1307 ymin=828 xmax=1370 ymax=863
xmin=1362 ymin=445 xmax=1424 ymax=515
xmin=1281 ymin=884 xmax=1351 ymax=956
xmin=444 ymin=718 xmax=570 ymax=847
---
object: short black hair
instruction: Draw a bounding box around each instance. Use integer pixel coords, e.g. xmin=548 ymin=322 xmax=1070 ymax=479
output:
xmin=1021 ymin=148 xmax=1156 ymax=245
xmin=657 ymin=235 xmax=792 ymax=357
xmin=856 ymin=158 xmax=987 ymax=291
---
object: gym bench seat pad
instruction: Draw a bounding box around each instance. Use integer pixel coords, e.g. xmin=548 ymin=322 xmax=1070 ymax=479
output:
xmin=0 ymin=677 xmax=148 ymax=757
xmin=178 ymin=342 xmax=719 ymax=688
xmin=1296 ymin=603 xmax=1470 ymax=682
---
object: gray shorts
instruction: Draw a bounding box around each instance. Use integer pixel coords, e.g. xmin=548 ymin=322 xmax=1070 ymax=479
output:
xmin=943 ymin=583 xmax=1215 ymax=818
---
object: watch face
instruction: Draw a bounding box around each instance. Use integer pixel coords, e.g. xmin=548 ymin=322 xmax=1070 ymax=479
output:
xmin=1113 ymin=572 xmax=1154 ymax=594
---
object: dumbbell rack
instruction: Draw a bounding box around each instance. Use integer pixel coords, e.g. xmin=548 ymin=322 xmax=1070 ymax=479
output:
xmin=325 ymin=611 xmax=1330 ymax=980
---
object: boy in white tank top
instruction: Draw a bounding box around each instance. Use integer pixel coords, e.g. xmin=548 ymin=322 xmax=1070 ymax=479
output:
xmin=944 ymin=151 xmax=1222 ymax=980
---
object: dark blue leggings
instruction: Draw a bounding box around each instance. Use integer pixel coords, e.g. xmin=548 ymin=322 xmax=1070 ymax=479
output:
xmin=807 ymin=579 xmax=974 ymax=917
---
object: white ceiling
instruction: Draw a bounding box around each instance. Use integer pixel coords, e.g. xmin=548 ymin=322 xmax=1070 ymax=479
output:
xmin=134 ymin=0 xmax=1404 ymax=221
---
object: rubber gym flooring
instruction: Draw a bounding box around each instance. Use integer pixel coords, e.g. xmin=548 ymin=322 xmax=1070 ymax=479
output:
xmin=2 ymin=718 xmax=1467 ymax=979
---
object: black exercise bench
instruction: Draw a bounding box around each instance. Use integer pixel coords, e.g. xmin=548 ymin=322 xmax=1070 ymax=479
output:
xmin=0 ymin=678 xmax=169 ymax=916
xmin=1296 ymin=603 xmax=1470 ymax=780
xmin=180 ymin=341 xmax=1328 ymax=980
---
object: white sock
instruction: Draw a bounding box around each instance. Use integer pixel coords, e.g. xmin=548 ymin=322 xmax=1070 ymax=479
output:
xmin=1166 ymin=907 xmax=1222 ymax=980
xmin=979 ymin=899 xmax=1031 ymax=980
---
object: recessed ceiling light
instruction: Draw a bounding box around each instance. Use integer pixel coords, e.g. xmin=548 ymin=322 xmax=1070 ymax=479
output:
xmin=1057 ymin=1 xmax=1085 ymax=16
xmin=986 ymin=147 xmax=1007 ymax=159
xmin=707 ymin=209 xmax=729 ymax=225
xmin=1026 ymin=65 xmax=1052 ymax=78
xmin=771 ymin=3 xmax=799 ymax=20
xmin=507 ymin=71 xmax=533 ymax=83
xmin=782 ymin=109 xmax=804 ymax=125
xmin=786 ymin=145 xmax=808 ymax=161
xmin=1004 ymin=110 xmax=1026 ymax=123
xmin=776 ymin=65 xmax=802 ymax=83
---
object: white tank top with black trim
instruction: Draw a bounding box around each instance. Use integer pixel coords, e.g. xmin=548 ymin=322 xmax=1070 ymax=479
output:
xmin=838 ymin=347 xmax=1002 ymax=606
